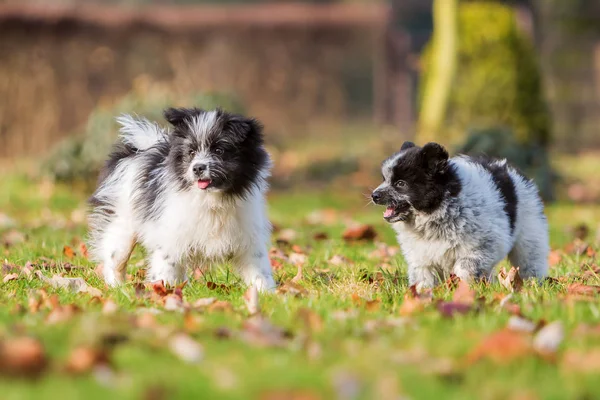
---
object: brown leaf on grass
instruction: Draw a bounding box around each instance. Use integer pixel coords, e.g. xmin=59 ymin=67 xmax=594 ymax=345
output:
xmin=444 ymin=274 xmax=460 ymax=290
xmin=305 ymin=208 xmax=339 ymax=226
xmin=192 ymin=297 xmax=217 ymax=309
xmin=2 ymin=229 xmax=26 ymax=247
xmin=46 ymin=304 xmax=80 ymax=325
xmin=0 ymin=337 xmax=47 ymax=378
xmin=63 ymin=245 xmax=76 ymax=259
xmin=548 ymin=250 xmax=563 ymax=268
xmin=328 ymin=254 xmax=353 ymax=267
xmin=399 ymin=284 xmax=432 ymax=316
xmin=163 ymin=294 xmax=185 ymax=312
xmin=207 ymin=300 xmax=234 ymax=314
xmin=244 ymin=285 xmax=260 ymax=315
xmin=498 ymin=266 xmax=523 ymax=292
xmin=312 ymin=232 xmax=329 ymax=241
xmin=350 ymin=293 xmax=382 ymax=312
xmin=206 ymin=281 xmax=231 ymax=293
xmin=66 ymin=346 xmax=111 ymax=374
xmin=168 ymin=333 xmax=203 ymax=364
xmin=507 ymin=316 xmax=537 ymax=333
xmin=533 ymin=321 xmax=564 ymax=359
xmin=342 ymin=224 xmax=377 ymax=242
xmin=101 ymin=299 xmax=119 ymax=315
xmin=297 ymin=308 xmax=323 ymax=334
xmin=437 ymin=302 xmax=472 ymax=318
xmin=241 ymin=315 xmax=290 ymax=348
xmin=564 ymin=239 xmax=594 ymax=257
xmin=452 ymin=280 xmax=475 ymax=305
xmin=562 ymin=349 xmax=600 ymax=373
xmin=3 ymin=273 xmax=18 ymax=283
xmin=277 ymin=281 xmax=308 ymax=297
xmin=79 ymin=243 xmax=89 ymax=259
xmin=276 ymin=228 xmax=297 ymax=244
xmin=467 ymin=329 xmax=532 ymax=364
xmin=260 ymin=389 xmax=322 ymax=400
xmin=567 ymin=283 xmax=600 ymax=297
xmin=36 ymin=272 xmax=103 ymax=297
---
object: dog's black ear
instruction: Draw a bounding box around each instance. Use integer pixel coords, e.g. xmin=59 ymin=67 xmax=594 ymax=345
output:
xmin=421 ymin=142 xmax=449 ymax=173
xmin=224 ymin=113 xmax=264 ymax=143
xmin=163 ymin=107 xmax=201 ymax=127
xmin=401 ymin=141 xmax=416 ymax=151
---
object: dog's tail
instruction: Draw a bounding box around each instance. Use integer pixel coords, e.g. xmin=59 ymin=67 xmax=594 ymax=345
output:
xmin=116 ymin=114 xmax=167 ymax=151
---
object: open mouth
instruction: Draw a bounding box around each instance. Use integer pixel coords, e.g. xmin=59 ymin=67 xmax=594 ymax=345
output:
xmin=197 ymin=179 xmax=212 ymax=190
xmin=383 ymin=201 xmax=411 ymax=222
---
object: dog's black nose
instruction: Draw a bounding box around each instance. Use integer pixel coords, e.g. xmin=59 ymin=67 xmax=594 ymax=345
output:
xmin=372 ymin=191 xmax=381 ymax=203
xmin=193 ymin=163 xmax=207 ymax=176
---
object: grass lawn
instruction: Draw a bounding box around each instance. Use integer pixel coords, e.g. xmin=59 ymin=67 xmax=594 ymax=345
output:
xmin=1 ymin=172 xmax=600 ymax=400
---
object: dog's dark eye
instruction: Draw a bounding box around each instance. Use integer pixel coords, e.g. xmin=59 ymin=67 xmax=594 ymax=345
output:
xmin=395 ymin=180 xmax=407 ymax=188
xmin=189 ymin=149 xmax=196 ymax=156
xmin=214 ymin=147 xmax=225 ymax=156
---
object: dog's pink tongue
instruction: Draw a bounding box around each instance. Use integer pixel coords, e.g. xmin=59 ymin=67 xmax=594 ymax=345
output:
xmin=384 ymin=206 xmax=395 ymax=218
xmin=197 ymin=180 xmax=211 ymax=189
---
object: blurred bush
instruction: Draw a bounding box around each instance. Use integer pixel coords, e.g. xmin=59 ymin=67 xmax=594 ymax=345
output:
xmin=419 ymin=2 xmax=551 ymax=147
xmin=43 ymin=78 xmax=244 ymax=183
xmin=456 ymin=127 xmax=556 ymax=201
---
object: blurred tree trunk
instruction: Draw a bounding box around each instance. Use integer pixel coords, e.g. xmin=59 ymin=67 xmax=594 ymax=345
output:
xmin=416 ymin=0 xmax=458 ymax=143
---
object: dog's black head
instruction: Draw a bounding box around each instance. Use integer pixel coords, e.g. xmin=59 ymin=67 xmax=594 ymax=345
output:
xmin=372 ymin=141 xmax=461 ymax=223
xmin=164 ymin=107 xmax=270 ymax=197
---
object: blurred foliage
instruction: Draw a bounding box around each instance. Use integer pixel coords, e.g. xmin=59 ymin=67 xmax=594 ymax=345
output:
xmin=457 ymin=127 xmax=556 ymax=201
xmin=419 ymin=2 xmax=551 ymax=147
xmin=43 ymin=78 xmax=244 ymax=183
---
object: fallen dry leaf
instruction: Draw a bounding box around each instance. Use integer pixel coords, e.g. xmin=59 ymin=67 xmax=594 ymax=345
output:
xmin=498 ymin=266 xmax=523 ymax=292
xmin=0 ymin=337 xmax=47 ymax=378
xmin=342 ymin=224 xmax=377 ymax=242
xmin=192 ymin=297 xmax=217 ymax=309
xmin=567 ymin=283 xmax=600 ymax=297
xmin=562 ymin=349 xmax=600 ymax=373
xmin=277 ymin=281 xmax=308 ymax=297
xmin=102 ymin=299 xmax=119 ymax=315
xmin=533 ymin=321 xmax=564 ymax=359
xmin=63 ymin=245 xmax=76 ymax=259
xmin=329 ymin=254 xmax=353 ymax=267
xmin=260 ymin=389 xmax=322 ymax=400
xmin=437 ymin=301 xmax=472 ymax=318
xmin=467 ymin=329 xmax=532 ymax=364
xmin=79 ymin=243 xmax=89 ymax=259
xmin=207 ymin=300 xmax=234 ymax=313
xmin=244 ymin=285 xmax=260 ymax=315
xmin=36 ymin=272 xmax=103 ymax=297
xmin=168 ymin=334 xmax=203 ymax=364
xmin=206 ymin=281 xmax=231 ymax=294
xmin=3 ymin=273 xmax=18 ymax=283
xmin=548 ymin=250 xmax=563 ymax=268
xmin=276 ymin=228 xmax=298 ymax=244
xmin=241 ymin=315 xmax=290 ymax=348
xmin=312 ymin=232 xmax=329 ymax=241
xmin=66 ymin=346 xmax=111 ymax=374
xmin=46 ymin=304 xmax=80 ymax=325
xmin=452 ymin=280 xmax=475 ymax=305
xmin=297 ymin=308 xmax=323 ymax=334
xmin=507 ymin=316 xmax=537 ymax=333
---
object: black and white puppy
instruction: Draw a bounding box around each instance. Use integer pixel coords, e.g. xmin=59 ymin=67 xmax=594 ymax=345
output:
xmin=372 ymin=141 xmax=549 ymax=288
xmin=88 ymin=108 xmax=276 ymax=291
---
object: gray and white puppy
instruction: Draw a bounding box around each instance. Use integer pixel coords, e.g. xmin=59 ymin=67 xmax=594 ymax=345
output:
xmin=372 ymin=141 xmax=549 ymax=287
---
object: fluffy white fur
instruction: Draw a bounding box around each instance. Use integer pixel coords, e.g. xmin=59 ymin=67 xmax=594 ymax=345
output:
xmin=88 ymin=112 xmax=276 ymax=291
xmin=375 ymin=147 xmax=549 ymax=288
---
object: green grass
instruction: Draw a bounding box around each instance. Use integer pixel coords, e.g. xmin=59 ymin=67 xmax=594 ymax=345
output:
xmin=1 ymin=174 xmax=600 ymax=400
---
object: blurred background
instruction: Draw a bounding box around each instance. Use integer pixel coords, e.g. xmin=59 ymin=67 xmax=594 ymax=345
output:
xmin=0 ymin=0 xmax=599 ymax=203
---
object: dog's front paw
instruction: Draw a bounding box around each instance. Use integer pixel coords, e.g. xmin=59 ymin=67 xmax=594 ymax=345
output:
xmin=250 ymin=275 xmax=276 ymax=293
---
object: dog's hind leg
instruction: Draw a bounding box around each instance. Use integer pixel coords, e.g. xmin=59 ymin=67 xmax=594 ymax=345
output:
xmin=98 ymin=218 xmax=137 ymax=286
xmin=508 ymin=219 xmax=549 ymax=280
